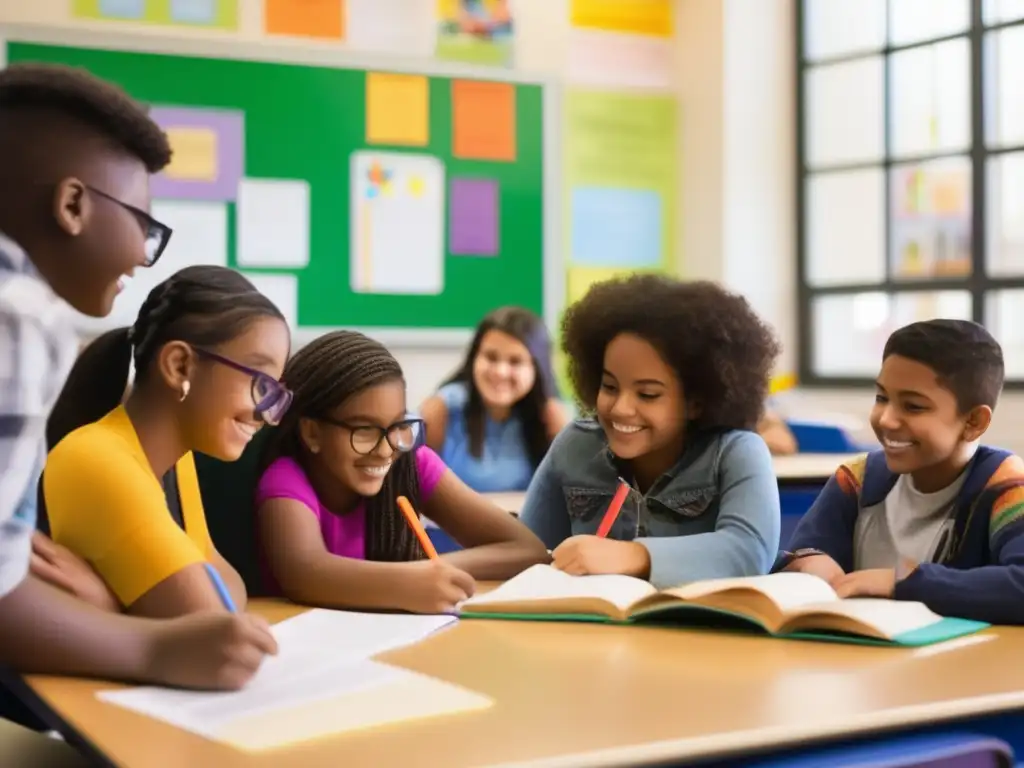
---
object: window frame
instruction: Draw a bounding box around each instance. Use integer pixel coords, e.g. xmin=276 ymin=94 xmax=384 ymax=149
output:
xmin=796 ymin=0 xmax=1024 ymax=387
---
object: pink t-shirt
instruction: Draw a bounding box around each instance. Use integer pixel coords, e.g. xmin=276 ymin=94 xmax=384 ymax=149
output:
xmin=255 ymin=446 xmax=447 ymax=563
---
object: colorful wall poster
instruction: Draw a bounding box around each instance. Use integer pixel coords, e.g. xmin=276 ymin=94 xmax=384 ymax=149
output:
xmin=73 ymin=0 xmax=239 ymax=30
xmin=149 ymin=106 xmax=244 ymax=201
xmin=436 ymin=0 xmax=513 ymax=67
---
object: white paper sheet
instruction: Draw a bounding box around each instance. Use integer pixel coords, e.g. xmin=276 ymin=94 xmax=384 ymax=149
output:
xmin=349 ymin=151 xmax=445 ymax=295
xmin=236 ymin=178 xmax=310 ymax=268
xmin=346 ymin=0 xmax=433 ymax=55
xmin=97 ymin=610 xmax=460 ymax=741
xmin=567 ymin=28 xmax=674 ymax=92
xmin=241 ymin=272 xmax=299 ymax=329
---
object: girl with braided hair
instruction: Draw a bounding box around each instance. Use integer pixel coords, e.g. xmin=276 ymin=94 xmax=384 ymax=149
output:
xmin=257 ymin=330 xmax=548 ymax=614
xmin=38 ymin=265 xmax=293 ymax=620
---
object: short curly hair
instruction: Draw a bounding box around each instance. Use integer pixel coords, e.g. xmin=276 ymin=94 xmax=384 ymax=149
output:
xmin=562 ymin=275 xmax=781 ymax=431
xmin=0 ymin=63 xmax=171 ymax=173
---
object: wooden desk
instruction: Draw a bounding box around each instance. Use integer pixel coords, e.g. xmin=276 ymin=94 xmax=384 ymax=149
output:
xmin=20 ymin=602 xmax=1024 ymax=767
xmin=772 ymin=453 xmax=860 ymax=486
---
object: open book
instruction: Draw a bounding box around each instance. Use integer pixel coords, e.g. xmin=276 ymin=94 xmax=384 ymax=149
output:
xmin=460 ymin=565 xmax=989 ymax=647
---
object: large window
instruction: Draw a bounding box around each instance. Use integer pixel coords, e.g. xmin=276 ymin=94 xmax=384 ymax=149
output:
xmin=797 ymin=0 xmax=1024 ymax=384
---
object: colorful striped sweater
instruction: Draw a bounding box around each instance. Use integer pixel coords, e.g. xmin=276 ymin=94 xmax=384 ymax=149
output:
xmin=783 ymin=446 xmax=1024 ymax=624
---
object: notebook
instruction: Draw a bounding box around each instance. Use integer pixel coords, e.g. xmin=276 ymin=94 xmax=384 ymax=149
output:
xmin=98 ymin=609 xmax=491 ymax=750
xmin=460 ymin=564 xmax=990 ymax=647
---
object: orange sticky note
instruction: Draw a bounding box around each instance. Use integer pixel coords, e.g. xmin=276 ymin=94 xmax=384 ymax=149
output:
xmin=452 ymin=80 xmax=516 ymax=162
xmin=265 ymin=0 xmax=344 ymax=40
xmin=366 ymin=73 xmax=429 ymax=146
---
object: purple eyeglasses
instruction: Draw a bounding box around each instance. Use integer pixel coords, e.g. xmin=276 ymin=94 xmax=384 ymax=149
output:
xmin=193 ymin=348 xmax=293 ymax=426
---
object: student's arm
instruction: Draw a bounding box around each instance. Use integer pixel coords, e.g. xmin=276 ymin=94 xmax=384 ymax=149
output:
xmin=891 ymin=486 xmax=1024 ymax=624
xmin=258 ymin=498 xmax=475 ymax=614
xmin=425 ymin=470 xmax=549 ymax=579
xmin=44 ymin=438 xmax=223 ymax=617
xmin=517 ymin=434 xmax=573 ymax=549
xmin=757 ymin=410 xmax=797 ymax=456
xmin=419 ymin=396 xmax=448 ymax=452
xmin=777 ymin=465 xmax=862 ymax=573
xmin=636 ymin=432 xmax=781 ymax=587
xmin=542 ymin=399 xmax=569 ymax=442
xmin=209 ymin=547 xmax=246 ymax=609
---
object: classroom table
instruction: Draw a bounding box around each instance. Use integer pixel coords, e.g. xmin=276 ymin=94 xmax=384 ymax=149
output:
xmin=13 ymin=600 xmax=1024 ymax=767
xmin=772 ymin=453 xmax=861 ymax=487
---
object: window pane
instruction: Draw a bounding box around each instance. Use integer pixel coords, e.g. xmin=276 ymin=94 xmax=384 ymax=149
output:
xmin=986 ymin=290 xmax=1024 ymax=378
xmin=891 ymin=157 xmax=972 ymax=279
xmin=987 ymin=152 xmax=1024 ymax=276
xmin=889 ymin=0 xmax=969 ymax=45
xmin=803 ymin=0 xmax=886 ymax=61
xmin=812 ymin=291 xmax=972 ymax=377
xmin=889 ymin=39 xmax=970 ymax=158
xmin=806 ymin=168 xmax=885 ymax=286
xmin=807 ymin=58 xmax=884 ymax=167
xmin=984 ymin=0 xmax=1024 ymax=24
xmin=984 ymin=26 xmax=1024 ymax=148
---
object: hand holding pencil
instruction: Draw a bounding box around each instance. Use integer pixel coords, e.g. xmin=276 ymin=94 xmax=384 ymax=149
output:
xmin=396 ymin=495 xmax=476 ymax=613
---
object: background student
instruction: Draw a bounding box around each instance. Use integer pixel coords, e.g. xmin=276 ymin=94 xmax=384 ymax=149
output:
xmin=258 ymin=331 xmax=549 ymax=614
xmin=40 ymin=266 xmax=293 ymax=620
xmin=420 ymin=306 xmax=567 ymax=493
xmin=779 ymin=320 xmax=1024 ymax=625
xmin=518 ymin=275 xmax=782 ymax=588
xmin=0 ymin=63 xmax=275 ymax=694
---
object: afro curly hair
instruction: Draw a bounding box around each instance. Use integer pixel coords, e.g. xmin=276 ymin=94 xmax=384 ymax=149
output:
xmin=562 ymin=274 xmax=780 ymax=432
xmin=0 ymin=62 xmax=171 ymax=173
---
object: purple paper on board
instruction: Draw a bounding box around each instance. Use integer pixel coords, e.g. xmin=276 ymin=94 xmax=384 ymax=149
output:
xmin=149 ymin=106 xmax=244 ymax=202
xmin=450 ymin=178 xmax=499 ymax=256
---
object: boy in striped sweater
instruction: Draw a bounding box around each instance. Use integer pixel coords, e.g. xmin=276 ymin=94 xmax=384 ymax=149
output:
xmin=778 ymin=319 xmax=1024 ymax=624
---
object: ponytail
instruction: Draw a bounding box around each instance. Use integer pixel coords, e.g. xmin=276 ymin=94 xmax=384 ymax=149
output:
xmin=46 ymin=327 xmax=133 ymax=450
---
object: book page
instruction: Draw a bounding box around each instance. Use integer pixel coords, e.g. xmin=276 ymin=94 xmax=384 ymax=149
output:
xmin=787 ymin=598 xmax=943 ymax=639
xmin=670 ymin=572 xmax=839 ymax=613
xmin=463 ymin=564 xmax=656 ymax=612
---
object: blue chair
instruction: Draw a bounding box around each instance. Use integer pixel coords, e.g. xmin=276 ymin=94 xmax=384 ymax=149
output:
xmin=719 ymin=732 xmax=1013 ymax=768
xmin=787 ymin=419 xmax=870 ymax=454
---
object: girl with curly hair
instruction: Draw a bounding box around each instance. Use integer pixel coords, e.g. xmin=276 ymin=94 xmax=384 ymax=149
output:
xmin=518 ymin=275 xmax=782 ymax=588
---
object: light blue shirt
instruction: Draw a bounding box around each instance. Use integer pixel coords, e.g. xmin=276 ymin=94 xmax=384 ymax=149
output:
xmin=518 ymin=419 xmax=781 ymax=588
xmin=432 ymin=382 xmax=535 ymax=493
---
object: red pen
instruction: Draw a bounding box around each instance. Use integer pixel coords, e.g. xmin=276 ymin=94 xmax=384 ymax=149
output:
xmin=596 ymin=478 xmax=631 ymax=538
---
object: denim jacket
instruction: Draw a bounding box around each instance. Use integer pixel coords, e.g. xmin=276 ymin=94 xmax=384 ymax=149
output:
xmin=518 ymin=419 xmax=781 ymax=588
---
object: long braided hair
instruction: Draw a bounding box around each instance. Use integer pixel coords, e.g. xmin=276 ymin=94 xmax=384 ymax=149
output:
xmin=263 ymin=331 xmax=422 ymax=563
xmin=46 ymin=265 xmax=285 ymax=451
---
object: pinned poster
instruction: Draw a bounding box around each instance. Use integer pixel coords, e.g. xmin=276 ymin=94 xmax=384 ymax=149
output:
xmin=366 ymin=73 xmax=429 ymax=147
xmin=452 ymin=80 xmax=516 ymax=161
xmin=450 ymin=178 xmax=499 ymax=255
xmin=570 ymin=0 xmax=673 ymax=37
xmin=106 ymin=200 xmax=228 ymax=329
xmin=347 ymin=0 xmax=433 ymax=55
xmin=567 ymin=28 xmax=673 ymax=91
xmin=571 ymin=187 xmax=662 ymax=267
xmin=436 ymin=0 xmax=514 ymax=67
xmin=350 ymin=151 xmax=445 ymax=295
xmin=237 ymin=179 xmax=311 ymax=268
xmin=149 ymin=107 xmax=244 ymax=201
xmin=264 ymin=0 xmax=344 ymax=40
xmin=73 ymin=0 xmax=238 ymax=29
xmin=243 ymin=273 xmax=299 ymax=329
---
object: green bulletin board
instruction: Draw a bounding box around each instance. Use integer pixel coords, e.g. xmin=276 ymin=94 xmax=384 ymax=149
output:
xmin=4 ymin=33 xmax=550 ymax=336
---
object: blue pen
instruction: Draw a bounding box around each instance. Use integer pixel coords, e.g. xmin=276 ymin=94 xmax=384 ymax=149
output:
xmin=204 ymin=562 xmax=237 ymax=613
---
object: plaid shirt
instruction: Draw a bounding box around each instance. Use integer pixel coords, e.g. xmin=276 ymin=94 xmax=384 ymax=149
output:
xmin=0 ymin=233 xmax=77 ymax=598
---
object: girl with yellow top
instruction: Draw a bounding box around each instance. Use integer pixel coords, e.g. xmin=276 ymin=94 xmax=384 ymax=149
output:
xmin=40 ymin=266 xmax=293 ymax=618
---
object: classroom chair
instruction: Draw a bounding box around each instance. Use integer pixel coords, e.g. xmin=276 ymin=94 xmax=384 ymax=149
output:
xmin=786 ymin=418 xmax=871 ymax=453
xmin=708 ymin=732 xmax=1013 ymax=768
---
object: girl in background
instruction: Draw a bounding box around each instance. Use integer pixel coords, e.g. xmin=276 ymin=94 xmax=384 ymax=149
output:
xmin=257 ymin=331 xmax=548 ymax=614
xmin=40 ymin=266 xmax=292 ymax=618
xmin=420 ymin=306 xmax=566 ymax=493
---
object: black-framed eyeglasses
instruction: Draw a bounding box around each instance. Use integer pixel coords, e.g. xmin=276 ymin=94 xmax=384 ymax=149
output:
xmin=317 ymin=416 xmax=425 ymax=456
xmin=193 ymin=348 xmax=293 ymax=426
xmin=86 ymin=185 xmax=173 ymax=268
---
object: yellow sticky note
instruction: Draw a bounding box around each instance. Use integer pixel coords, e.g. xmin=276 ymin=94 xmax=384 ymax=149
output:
xmin=164 ymin=127 xmax=218 ymax=182
xmin=366 ymin=73 xmax=429 ymax=146
xmin=566 ymin=266 xmax=632 ymax=305
xmin=571 ymin=0 xmax=673 ymax=37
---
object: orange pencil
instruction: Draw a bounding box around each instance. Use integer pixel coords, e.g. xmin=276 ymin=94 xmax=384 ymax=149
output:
xmin=596 ymin=479 xmax=631 ymax=538
xmin=397 ymin=495 xmax=439 ymax=560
